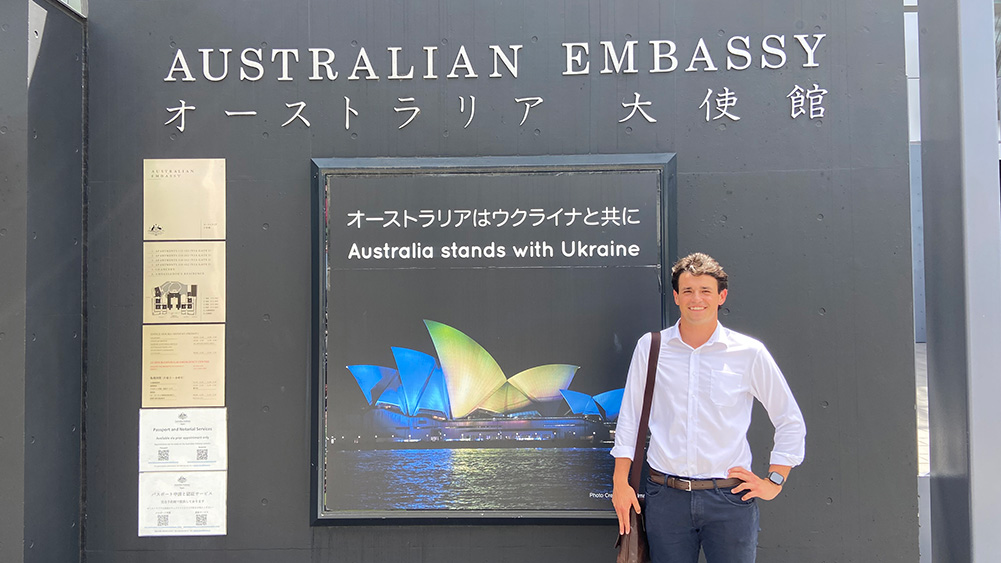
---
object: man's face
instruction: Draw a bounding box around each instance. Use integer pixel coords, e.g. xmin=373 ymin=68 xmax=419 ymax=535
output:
xmin=673 ymin=272 xmax=727 ymax=327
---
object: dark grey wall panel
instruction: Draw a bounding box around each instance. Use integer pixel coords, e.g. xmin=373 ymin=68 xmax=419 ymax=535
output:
xmin=680 ymin=165 xmax=917 ymax=560
xmin=0 ymin=1 xmax=30 ymax=562
xmin=84 ymin=0 xmax=915 ymax=560
xmin=0 ymin=2 xmax=85 ymax=562
xmin=24 ymin=2 xmax=85 ymax=562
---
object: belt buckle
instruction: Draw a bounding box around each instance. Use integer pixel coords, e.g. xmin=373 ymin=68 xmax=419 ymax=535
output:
xmin=678 ymin=478 xmax=693 ymax=492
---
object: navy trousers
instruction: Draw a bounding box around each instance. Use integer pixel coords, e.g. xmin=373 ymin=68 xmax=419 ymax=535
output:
xmin=644 ymin=477 xmax=760 ymax=563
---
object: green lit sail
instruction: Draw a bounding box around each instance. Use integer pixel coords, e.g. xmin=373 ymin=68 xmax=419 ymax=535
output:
xmin=424 ymin=320 xmax=507 ymax=418
xmin=508 ymin=364 xmax=579 ymax=402
xmin=479 ymin=382 xmax=533 ymax=414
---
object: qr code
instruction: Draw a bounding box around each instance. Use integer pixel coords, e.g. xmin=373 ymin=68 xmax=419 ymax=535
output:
xmin=157 ymin=449 xmax=169 ymax=462
xmin=157 ymin=514 xmax=169 ymax=527
xmin=196 ymin=448 xmax=208 ymax=461
xmin=195 ymin=514 xmax=208 ymax=526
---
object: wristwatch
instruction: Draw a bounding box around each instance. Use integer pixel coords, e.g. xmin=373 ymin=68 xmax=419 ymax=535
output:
xmin=766 ymin=471 xmax=785 ymax=486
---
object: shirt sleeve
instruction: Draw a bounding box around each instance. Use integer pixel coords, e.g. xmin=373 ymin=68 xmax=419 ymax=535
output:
xmin=609 ymin=332 xmax=652 ymax=460
xmin=749 ymin=346 xmax=807 ymax=467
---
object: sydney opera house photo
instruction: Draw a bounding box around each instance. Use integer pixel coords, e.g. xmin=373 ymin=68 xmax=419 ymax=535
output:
xmin=335 ymin=319 xmax=625 ymax=449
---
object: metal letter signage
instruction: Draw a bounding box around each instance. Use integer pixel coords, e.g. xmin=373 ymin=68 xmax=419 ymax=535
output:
xmin=160 ymin=33 xmax=828 ymax=136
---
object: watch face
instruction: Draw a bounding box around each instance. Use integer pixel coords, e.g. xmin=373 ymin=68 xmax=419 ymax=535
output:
xmin=768 ymin=472 xmax=785 ymax=486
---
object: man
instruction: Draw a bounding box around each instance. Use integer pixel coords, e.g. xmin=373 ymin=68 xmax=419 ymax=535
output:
xmin=611 ymin=252 xmax=806 ymax=563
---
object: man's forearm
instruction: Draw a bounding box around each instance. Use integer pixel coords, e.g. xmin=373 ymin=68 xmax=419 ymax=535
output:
xmin=613 ymin=457 xmax=633 ymax=487
xmin=768 ymin=464 xmax=792 ymax=483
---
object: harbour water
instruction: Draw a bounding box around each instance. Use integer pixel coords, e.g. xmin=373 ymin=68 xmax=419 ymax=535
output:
xmin=325 ymin=447 xmax=617 ymax=513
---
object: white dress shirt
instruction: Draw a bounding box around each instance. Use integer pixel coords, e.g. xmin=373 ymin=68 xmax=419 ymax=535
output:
xmin=610 ymin=322 xmax=806 ymax=479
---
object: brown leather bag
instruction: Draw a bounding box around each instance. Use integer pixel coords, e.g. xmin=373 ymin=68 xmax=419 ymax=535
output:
xmin=614 ymin=331 xmax=660 ymax=563
xmin=615 ymin=502 xmax=650 ymax=563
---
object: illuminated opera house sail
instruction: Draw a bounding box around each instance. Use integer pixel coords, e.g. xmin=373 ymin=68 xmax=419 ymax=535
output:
xmin=341 ymin=320 xmax=623 ymax=448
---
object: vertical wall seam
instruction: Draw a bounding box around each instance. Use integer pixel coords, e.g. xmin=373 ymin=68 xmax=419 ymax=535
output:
xmin=78 ymin=11 xmax=89 ymax=563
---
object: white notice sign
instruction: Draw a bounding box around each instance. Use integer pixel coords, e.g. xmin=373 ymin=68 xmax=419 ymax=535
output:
xmin=141 ymin=324 xmax=225 ymax=407
xmin=143 ymin=241 xmax=226 ymax=324
xmin=138 ymin=471 xmax=227 ymax=536
xmin=139 ymin=408 xmax=227 ymax=472
xmin=144 ymin=158 xmax=226 ymax=241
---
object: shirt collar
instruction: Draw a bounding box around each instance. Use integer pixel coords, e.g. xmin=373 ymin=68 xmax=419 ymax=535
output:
xmin=665 ymin=320 xmax=728 ymax=349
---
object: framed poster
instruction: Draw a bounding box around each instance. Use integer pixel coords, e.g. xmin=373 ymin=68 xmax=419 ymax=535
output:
xmin=311 ymin=155 xmax=676 ymax=520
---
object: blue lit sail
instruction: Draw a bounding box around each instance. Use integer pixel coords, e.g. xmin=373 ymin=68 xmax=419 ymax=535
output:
xmin=391 ymin=347 xmax=437 ymax=416
xmin=560 ymin=389 xmax=603 ymax=416
xmin=416 ymin=366 xmax=451 ymax=418
xmin=346 ymin=365 xmax=398 ymax=405
xmin=375 ymin=385 xmax=406 ymax=411
xmin=593 ymin=389 xmax=625 ymax=420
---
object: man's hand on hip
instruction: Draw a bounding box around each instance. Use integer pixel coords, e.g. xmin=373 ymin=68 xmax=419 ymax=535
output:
xmin=727 ymin=466 xmax=783 ymax=501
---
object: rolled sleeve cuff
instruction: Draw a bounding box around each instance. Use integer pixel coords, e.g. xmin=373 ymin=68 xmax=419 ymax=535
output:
xmin=769 ymin=451 xmax=804 ymax=467
xmin=609 ymin=444 xmax=636 ymax=460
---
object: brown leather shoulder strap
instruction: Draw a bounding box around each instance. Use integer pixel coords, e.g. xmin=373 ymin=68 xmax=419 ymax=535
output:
xmin=629 ymin=331 xmax=660 ymax=490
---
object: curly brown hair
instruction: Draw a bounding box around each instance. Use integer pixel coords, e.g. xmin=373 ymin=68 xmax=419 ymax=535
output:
xmin=671 ymin=252 xmax=728 ymax=292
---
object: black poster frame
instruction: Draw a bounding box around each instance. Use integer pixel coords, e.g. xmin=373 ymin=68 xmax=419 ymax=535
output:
xmin=310 ymin=154 xmax=676 ymax=522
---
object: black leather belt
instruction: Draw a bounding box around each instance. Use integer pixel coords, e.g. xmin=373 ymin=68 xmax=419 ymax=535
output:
xmin=649 ymin=470 xmax=742 ymax=491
